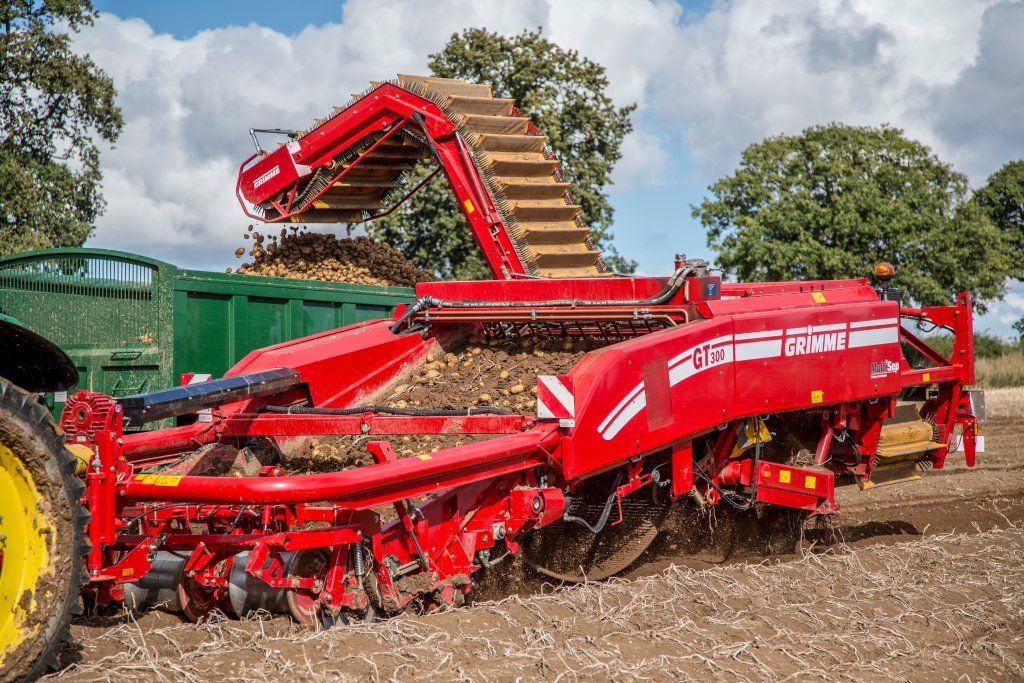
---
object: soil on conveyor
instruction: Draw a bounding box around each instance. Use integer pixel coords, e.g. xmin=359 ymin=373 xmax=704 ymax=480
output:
xmin=282 ymin=335 xmax=599 ymax=473
xmin=232 ymin=227 xmax=434 ymax=287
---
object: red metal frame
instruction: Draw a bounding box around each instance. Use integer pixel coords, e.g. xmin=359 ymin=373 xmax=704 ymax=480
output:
xmin=67 ymin=269 xmax=981 ymax=622
xmin=80 ymin=80 xmax=989 ymax=617
xmin=237 ymin=83 xmax=528 ymax=279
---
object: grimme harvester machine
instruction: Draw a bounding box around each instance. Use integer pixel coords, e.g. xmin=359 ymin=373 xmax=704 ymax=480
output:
xmin=2 ymin=76 xmax=983 ymax=680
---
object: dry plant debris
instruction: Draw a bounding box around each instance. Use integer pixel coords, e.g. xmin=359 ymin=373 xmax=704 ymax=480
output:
xmin=60 ymin=524 xmax=1024 ymax=682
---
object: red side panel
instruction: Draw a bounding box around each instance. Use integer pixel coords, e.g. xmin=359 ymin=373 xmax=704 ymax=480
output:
xmin=561 ymin=299 xmax=903 ymax=479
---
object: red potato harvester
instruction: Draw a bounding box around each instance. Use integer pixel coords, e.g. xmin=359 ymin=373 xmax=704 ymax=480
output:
xmin=59 ymin=76 xmax=982 ymax=625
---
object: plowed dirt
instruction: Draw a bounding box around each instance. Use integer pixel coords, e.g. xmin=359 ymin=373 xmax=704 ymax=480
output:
xmin=56 ymin=400 xmax=1024 ymax=682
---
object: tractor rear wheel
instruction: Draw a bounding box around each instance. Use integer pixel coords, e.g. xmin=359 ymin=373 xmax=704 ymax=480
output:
xmin=0 ymin=378 xmax=87 ymax=682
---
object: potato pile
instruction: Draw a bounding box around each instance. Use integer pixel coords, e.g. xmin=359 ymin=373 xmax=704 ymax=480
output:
xmin=279 ymin=336 xmax=603 ymax=473
xmin=231 ymin=226 xmax=434 ymax=287
xmin=382 ymin=335 xmax=596 ymax=414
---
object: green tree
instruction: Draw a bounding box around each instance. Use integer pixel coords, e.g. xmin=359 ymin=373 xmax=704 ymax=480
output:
xmin=0 ymin=0 xmax=123 ymax=255
xmin=367 ymin=28 xmax=636 ymax=278
xmin=692 ymin=124 xmax=1010 ymax=309
xmin=972 ymin=160 xmax=1024 ymax=276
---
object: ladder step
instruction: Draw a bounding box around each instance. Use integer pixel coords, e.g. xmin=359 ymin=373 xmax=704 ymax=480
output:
xmin=512 ymin=222 xmax=591 ymax=244
xmin=398 ymin=74 xmax=492 ymax=99
xmin=472 ymin=133 xmax=546 ymax=153
xmin=446 ymin=95 xmax=514 ymax=116
xmin=484 ymin=154 xmax=558 ymax=176
xmin=525 ymin=245 xmax=602 ymax=268
xmin=499 ymin=180 xmax=570 ymax=200
xmin=458 ymin=114 xmax=529 ymax=135
xmin=508 ymin=200 xmax=580 ymax=222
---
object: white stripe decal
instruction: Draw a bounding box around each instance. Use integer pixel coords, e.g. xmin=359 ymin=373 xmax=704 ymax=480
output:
xmin=849 ymin=318 xmax=898 ymax=329
xmin=735 ymin=329 xmax=783 ymax=340
xmin=735 ymin=339 xmax=783 ymax=361
xmin=848 ymin=326 xmax=899 ymax=348
xmin=812 ymin=323 xmax=848 ymax=333
xmin=598 ymin=381 xmax=645 ymax=432
xmin=601 ymin=391 xmax=648 ymax=440
xmin=536 ymin=396 xmax=554 ymax=419
xmin=597 ymin=319 xmax=900 ymax=440
xmin=540 ymin=375 xmax=574 ymax=415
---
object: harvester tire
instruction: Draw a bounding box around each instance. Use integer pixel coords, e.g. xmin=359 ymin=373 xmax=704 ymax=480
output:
xmin=0 ymin=378 xmax=87 ymax=682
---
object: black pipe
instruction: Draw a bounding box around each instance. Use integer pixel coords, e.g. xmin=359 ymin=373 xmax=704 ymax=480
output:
xmin=261 ymin=404 xmax=511 ymax=417
xmin=389 ymin=263 xmax=700 ymax=333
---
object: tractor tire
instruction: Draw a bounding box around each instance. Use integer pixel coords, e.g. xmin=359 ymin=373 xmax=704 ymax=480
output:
xmin=0 ymin=378 xmax=87 ymax=682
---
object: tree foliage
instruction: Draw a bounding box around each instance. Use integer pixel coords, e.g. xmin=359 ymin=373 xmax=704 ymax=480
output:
xmin=692 ymin=124 xmax=1010 ymax=310
xmin=0 ymin=0 xmax=123 ymax=255
xmin=972 ymin=159 xmax=1024 ymax=279
xmin=367 ymin=28 xmax=636 ymax=278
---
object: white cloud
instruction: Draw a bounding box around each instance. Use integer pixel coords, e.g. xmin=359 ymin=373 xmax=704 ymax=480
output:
xmin=75 ymin=0 xmax=1024 ymax=272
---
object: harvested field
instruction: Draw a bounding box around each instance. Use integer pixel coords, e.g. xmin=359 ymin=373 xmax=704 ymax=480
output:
xmin=234 ymin=229 xmax=434 ymax=287
xmin=54 ymin=412 xmax=1024 ymax=681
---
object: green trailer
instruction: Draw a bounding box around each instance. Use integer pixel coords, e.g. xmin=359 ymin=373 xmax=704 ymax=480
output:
xmin=0 ymin=248 xmax=414 ymax=420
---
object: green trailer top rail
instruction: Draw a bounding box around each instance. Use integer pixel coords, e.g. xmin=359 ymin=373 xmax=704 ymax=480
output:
xmin=0 ymin=248 xmax=414 ymax=422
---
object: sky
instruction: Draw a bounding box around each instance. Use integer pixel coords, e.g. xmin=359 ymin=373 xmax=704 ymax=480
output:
xmin=81 ymin=0 xmax=1024 ymax=335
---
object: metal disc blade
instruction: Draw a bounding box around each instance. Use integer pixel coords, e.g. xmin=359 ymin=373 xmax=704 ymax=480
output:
xmin=524 ymin=498 xmax=669 ymax=582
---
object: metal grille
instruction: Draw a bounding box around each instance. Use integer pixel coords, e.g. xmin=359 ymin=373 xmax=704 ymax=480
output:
xmin=0 ymin=253 xmax=159 ymax=348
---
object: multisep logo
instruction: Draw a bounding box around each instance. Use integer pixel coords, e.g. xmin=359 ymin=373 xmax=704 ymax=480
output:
xmin=870 ymin=359 xmax=900 ymax=377
xmin=784 ymin=330 xmax=846 ymax=356
xmin=252 ymin=165 xmax=281 ymax=189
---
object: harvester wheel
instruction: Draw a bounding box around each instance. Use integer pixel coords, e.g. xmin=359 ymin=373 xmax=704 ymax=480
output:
xmin=0 ymin=378 xmax=87 ymax=682
xmin=285 ymin=549 xmax=330 ymax=626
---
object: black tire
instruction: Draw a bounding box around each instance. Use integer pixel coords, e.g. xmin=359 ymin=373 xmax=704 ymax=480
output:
xmin=0 ymin=378 xmax=87 ymax=682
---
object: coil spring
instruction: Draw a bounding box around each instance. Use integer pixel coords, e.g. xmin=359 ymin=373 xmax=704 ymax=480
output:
xmin=351 ymin=543 xmax=365 ymax=578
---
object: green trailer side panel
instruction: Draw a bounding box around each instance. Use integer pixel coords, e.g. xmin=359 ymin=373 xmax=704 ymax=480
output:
xmin=0 ymin=248 xmax=414 ymax=423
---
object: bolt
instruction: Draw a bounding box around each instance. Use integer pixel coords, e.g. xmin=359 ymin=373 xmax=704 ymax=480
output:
xmin=323 ymin=593 xmax=332 ymax=601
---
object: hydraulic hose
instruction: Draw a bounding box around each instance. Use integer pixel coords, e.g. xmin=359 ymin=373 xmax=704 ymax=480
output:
xmin=261 ymin=404 xmax=511 ymax=417
xmin=390 ymin=263 xmax=701 ymax=333
xmin=562 ymin=470 xmax=625 ymax=534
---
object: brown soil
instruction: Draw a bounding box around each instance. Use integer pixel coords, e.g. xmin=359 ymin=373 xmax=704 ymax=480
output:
xmin=233 ymin=228 xmax=434 ymax=287
xmin=55 ymin=415 xmax=1024 ymax=681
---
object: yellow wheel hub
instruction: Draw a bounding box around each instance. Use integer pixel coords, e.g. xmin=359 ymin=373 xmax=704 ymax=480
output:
xmin=0 ymin=441 xmax=53 ymax=666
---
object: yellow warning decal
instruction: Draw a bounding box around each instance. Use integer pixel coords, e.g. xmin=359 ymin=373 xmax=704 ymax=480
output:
xmin=811 ymin=292 xmax=827 ymax=303
xmin=811 ymin=390 xmax=823 ymax=404
xmin=137 ymin=474 xmax=182 ymax=487
xmin=804 ymin=475 xmax=817 ymax=489
xmin=923 ymin=372 xmax=931 ymax=382
xmin=416 ymin=454 xmax=432 ymax=461
xmin=463 ymin=198 xmax=476 ymax=214
xmin=779 ymin=470 xmax=791 ymax=484
xmin=122 ymin=568 xmax=135 ymax=578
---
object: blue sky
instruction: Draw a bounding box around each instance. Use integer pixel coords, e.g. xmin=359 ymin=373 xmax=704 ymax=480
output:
xmin=79 ymin=0 xmax=1024 ymax=335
